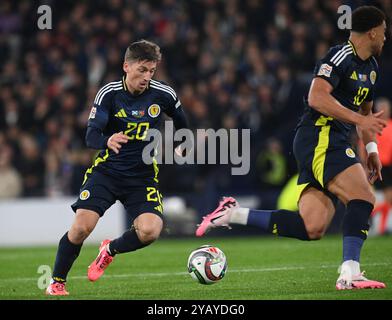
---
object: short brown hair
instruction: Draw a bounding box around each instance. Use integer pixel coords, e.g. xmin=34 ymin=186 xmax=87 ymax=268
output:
xmin=124 ymin=40 xmax=162 ymax=62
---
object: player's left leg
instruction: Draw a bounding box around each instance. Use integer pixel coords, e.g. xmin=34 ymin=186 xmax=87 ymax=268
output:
xmin=87 ymin=213 xmax=163 ymax=282
xmin=327 ymin=163 xmax=386 ymax=289
xmin=88 ymin=186 xmax=164 ymax=281
xmin=108 ymin=185 xmax=164 ymax=253
xmin=109 ymin=212 xmax=163 ymax=254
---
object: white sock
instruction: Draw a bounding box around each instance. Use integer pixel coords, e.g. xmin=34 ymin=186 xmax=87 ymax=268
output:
xmin=229 ymin=207 xmax=250 ymax=225
xmin=339 ymin=260 xmax=360 ymax=275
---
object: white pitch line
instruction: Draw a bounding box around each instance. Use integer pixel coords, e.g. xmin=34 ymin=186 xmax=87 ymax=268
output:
xmin=0 ymin=262 xmax=389 ymax=283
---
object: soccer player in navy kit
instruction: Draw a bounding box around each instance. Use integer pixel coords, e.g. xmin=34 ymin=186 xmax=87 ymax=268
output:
xmin=46 ymin=40 xmax=188 ymax=295
xmin=196 ymin=6 xmax=388 ymax=290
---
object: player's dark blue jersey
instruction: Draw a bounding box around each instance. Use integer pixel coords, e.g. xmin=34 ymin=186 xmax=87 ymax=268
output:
xmin=85 ymin=77 xmax=182 ymax=184
xmin=299 ymin=40 xmax=379 ymax=139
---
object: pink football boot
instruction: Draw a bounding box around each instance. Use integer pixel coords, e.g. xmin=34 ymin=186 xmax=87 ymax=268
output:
xmin=88 ymin=239 xmax=114 ymax=282
xmin=196 ymin=197 xmax=238 ymax=237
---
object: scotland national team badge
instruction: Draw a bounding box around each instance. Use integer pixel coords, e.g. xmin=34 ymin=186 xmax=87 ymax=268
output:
xmin=345 ymin=148 xmax=356 ymax=158
xmin=370 ymin=71 xmax=377 ymax=85
xmin=80 ymin=190 xmax=90 ymax=200
xmin=148 ymin=104 xmax=161 ymax=118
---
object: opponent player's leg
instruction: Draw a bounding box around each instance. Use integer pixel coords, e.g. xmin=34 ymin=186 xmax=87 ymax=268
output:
xmin=327 ymin=163 xmax=386 ymax=289
xmin=47 ymin=209 xmax=99 ymax=295
xmin=196 ymin=187 xmax=335 ymax=241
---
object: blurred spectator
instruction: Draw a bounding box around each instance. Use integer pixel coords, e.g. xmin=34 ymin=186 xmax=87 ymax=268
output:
xmin=0 ymin=141 xmax=22 ymax=199
xmin=16 ymin=134 xmax=45 ymax=197
xmin=255 ymin=137 xmax=288 ymax=209
xmin=256 ymin=138 xmax=287 ymax=190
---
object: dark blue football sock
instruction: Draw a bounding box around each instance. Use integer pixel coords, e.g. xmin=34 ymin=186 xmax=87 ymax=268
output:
xmin=343 ymin=236 xmax=364 ymax=262
xmin=52 ymin=232 xmax=82 ymax=282
xmin=342 ymin=199 xmax=373 ymax=262
xmin=108 ymin=227 xmax=149 ymax=256
xmin=246 ymin=209 xmax=310 ymax=240
xmin=268 ymin=210 xmax=310 ymax=240
xmin=247 ymin=209 xmax=272 ymax=230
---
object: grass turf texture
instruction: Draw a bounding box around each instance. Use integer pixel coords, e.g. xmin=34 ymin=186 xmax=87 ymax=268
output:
xmin=0 ymin=235 xmax=391 ymax=300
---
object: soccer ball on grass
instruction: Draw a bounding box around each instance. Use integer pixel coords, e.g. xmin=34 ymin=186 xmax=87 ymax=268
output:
xmin=187 ymin=245 xmax=227 ymax=285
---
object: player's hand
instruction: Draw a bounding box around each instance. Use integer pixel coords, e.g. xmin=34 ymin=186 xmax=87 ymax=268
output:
xmin=367 ymin=152 xmax=382 ymax=184
xmin=107 ymin=132 xmax=128 ymax=154
xmin=358 ymin=111 xmax=387 ymax=135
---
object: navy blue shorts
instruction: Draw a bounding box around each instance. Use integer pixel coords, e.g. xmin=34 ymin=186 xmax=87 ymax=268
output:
xmin=293 ymin=125 xmax=360 ymax=206
xmin=71 ymin=170 xmax=163 ymax=220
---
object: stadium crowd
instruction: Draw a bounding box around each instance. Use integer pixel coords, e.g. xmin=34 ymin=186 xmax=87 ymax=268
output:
xmin=0 ymin=0 xmax=391 ymax=212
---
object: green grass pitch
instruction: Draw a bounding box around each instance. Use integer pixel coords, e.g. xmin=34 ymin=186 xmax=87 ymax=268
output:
xmin=0 ymin=235 xmax=391 ymax=300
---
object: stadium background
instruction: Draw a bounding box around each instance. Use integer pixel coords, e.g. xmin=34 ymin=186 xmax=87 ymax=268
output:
xmin=0 ymin=0 xmax=392 ymax=245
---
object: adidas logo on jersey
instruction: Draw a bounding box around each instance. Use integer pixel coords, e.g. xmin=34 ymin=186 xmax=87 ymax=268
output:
xmin=350 ymin=71 xmax=358 ymax=80
xmin=115 ymin=108 xmax=127 ymax=118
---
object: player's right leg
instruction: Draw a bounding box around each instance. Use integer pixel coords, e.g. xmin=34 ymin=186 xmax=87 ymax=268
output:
xmin=46 ymin=170 xmax=116 ymax=295
xmin=196 ymin=123 xmax=337 ymax=239
xmin=46 ymin=209 xmax=100 ymax=296
xmin=196 ymin=187 xmax=336 ymax=240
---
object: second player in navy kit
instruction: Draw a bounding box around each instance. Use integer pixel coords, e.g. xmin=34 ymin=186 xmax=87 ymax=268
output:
xmin=294 ymin=38 xmax=380 ymax=203
xmin=195 ymin=6 xmax=388 ymax=290
xmin=46 ymin=40 xmax=188 ymax=295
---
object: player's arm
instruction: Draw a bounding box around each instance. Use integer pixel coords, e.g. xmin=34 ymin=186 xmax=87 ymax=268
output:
xmin=357 ymin=101 xmax=382 ymax=183
xmin=165 ymin=103 xmax=191 ymax=156
xmin=86 ymin=127 xmax=128 ymax=154
xmin=85 ymin=126 xmax=109 ymax=150
xmin=159 ymin=82 xmax=191 ymax=156
xmin=171 ymin=106 xmax=192 ymax=157
xmin=308 ymin=78 xmax=386 ymax=134
xmin=171 ymin=106 xmax=188 ymax=130
xmin=85 ymin=90 xmax=128 ymax=154
xmin=357 ymin=101 xmax=376 ymax=142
